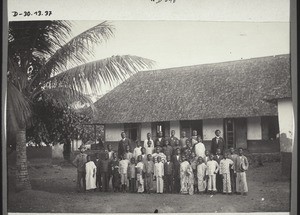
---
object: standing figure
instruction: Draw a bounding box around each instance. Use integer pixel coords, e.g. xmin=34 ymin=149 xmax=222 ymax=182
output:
xmin=206 ymin=154 xmax=219 ymax=194
xmin=203 ymin=150 xmax=210 ymax=165
xmin=154 ymin=156 xmax=164 ymax=194
xmin=133 ymin=140 xmax=142 ymax=160
xmin=144 ymin=154 xmax=154 ymax=194
xmin=100 ymin=153 xmax=111 ymax=192
xmin=152 ymin=146 xmax=166 ymax=163
xmin=111 ymin=153 xmax=121 ymax=192
xmin=169 ymin=130 xmax=179 ymax=148
xmin=163 ymin=139 xmax=173 ymax=157
xmin=179 ymin=131 xmax=188 ymax=150
xmin=124 ymin=145 xmax=133 ymax=161
xmin=180 ymin=155 xmax=190 ymax=194
xmin=154 ymin=131 xmax=165 ymax=148
xmin=144 ymin=133 xmax=154 ymax=155
xmin=106 ymin=144 xmax=114 ymax=160
xmin=234 ymin=148 xmax=249 ymax=196
xmin=136 ymin=155 xmax=145 ymax=193
xmin=189 ymin=152 xmax=198 ymax=193
xmin=214 ymin=148 xmax=223 ymax=193
xmin=172 ymin=148 xmax=181 ymax=193
xmin=164 ymin=155 xmax=174 ymax=193
xmin=186 ymin=162 xmax=194 ymax=195
xmin=140 ymin=147 xmax=148 ymax=163
xmin=72 ymin=145 xmax=87 ymax=192
xmin=228 ymin=147 xmax=238 ymax=193
xmin=197 ymin=156 xmax=207 ymax=194
xmin=94 ymin=153 xmax=102 ymax=191
xmin=85 ymin=155 xmax=97 ymax=191
xmin=194 ymin=136 xmax=206 ymax=159
xmin=219 ymin=153 xmax=234 ymax=194
xmin=190 ymin=130 xmax=198 ymax=147
xmin=119 ymin=154 xmax=129 ymax=192
xmin=128 ymin=157 xmax=137 ymax=193
xmin=211 ymin=129 xmax=225 ymax=155
xmin=118 ymin=132 xmax=131 ymax=159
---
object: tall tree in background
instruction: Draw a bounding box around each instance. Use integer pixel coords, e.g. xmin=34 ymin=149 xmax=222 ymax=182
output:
xmin=7 ymin=21 xmax=154 ymax=191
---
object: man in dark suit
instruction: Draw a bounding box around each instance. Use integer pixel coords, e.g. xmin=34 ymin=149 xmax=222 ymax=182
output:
xmin=172 ymin=148 xmax=181 ymax=193
xmin=211 ymin=129 xmax=225 ymax=155
xmin=118 ymin=132 xmax=131 ymax=159
xmin=214 ymin=148 xmax=224 ymax=193
xmin=94 ymin=153 xmax=102 ymax=191
xmin=154 ymin=131 xmax=165 ymax=148
xmin=164 ymin=155 xmax=174 ymax=193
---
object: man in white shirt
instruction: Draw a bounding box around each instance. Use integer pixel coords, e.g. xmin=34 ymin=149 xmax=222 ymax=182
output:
xmin=194 ymin=136 xmax=206 ymax=158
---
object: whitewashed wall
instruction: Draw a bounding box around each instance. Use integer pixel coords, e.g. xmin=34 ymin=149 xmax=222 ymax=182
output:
xmin=203 ymin=119 xmax=224 ymax=140
xmin=247 ymin=117 xmax=262 ymax=140
xmin=170 ymin=120 xmax=180 ymax=138
xmin=141 ymin=122 xmax=152 ymax=143
xmin=278 ymin=98 xmax=294 ymax=152
xmin=105 ymin=124 xmax=124 ymax=141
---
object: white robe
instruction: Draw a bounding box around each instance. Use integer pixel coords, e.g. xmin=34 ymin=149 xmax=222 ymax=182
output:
xmin=85 ymin=161 xmax=97 ymax=190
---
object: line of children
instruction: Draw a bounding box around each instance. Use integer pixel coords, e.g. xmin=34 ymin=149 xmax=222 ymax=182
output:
xmin=75 ymin=138 xmax=248 ymax=196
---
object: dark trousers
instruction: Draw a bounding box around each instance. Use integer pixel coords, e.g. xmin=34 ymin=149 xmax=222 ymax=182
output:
xmin=216 ymin=173 xmax=223 ymax=193
xmin=96 ymin=173 xmax=102 ymax=191
xmin=173 ymin=176 xmax=180 ymax=193
xmin=230 ymin=169 xmax=236 ymax=193
xmin=102 ymin=172 xmax=110 ymax=192
xmin=164 ymin=174 xmax=173 ymax=193
xmin=129 ymin=178 xmax=136 ymax=192
xmin=77 ymin=171 xmax=86 ymax=191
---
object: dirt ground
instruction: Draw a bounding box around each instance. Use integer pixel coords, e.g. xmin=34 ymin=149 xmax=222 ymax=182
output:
xmin=7 ymin=159 xmax=291 ymax=213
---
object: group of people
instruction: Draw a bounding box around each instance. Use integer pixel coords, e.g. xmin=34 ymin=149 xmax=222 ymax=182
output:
xmin=72 ymin=129 xmax=249 ymax=196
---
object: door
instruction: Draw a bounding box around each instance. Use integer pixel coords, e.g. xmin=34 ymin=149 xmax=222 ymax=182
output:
xmin=180 ymin=120 xmax=203 ymax=138
xmin=124 ymin=123 xmax=141 ymax=142
xmin=224 ymin=118 xmax=235 ymax=149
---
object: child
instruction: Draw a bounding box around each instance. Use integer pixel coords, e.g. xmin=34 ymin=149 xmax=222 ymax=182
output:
xmin=85 ymin=155 xmax=97 ymax=191
xmin=154 ymin=156 xmax=164 ymax=194
xmin=189 ymin=152 xmax=198 ymax=193
xmin=145 ymin=140 xmax=154 ymax=156
xmin=172 ymin=139 xmax=181 ymax=156
xmin=203 ymin=150 xmax=210 ymax=164
xmin=106 ymin=144 xmax=114 ymax=160
xmin=214 ymin=148 xmax=223 ymax=193
xmin=219 ymin=153 xmax=234 ymax=194
xmin=111 ymin=153 xmax=121 ymax=192
xmin=197 ymin=156 xmax=207 ymax=194
xmin=180 ymin=155 xmax=193 ymax=195
xmin=140 ymin=147 xmax=148 ymax=163
xmin=144 ymin=154 xmax=154 ymax=194
xmin=133 ymin=140 xmax=142 ymax=160
xmin=128 ymin=157 xmax=136 ymax=193
xmin=206 ymin=154 xmax=219 ymax=194
xmin=228 ymin=147 xmax=238 ymax=193
xmin=183 ymin=139 xmax=192 ymax=157
xmin=234 ymin=148 xmax=249 ymax=196
xmin=100 ymin=153 xmax=111 ymax=192
xmin=136 ymin=155 xmax=145 ymax=193
xmin=124 ymin=145 xmax=133 ymax=161
xmin=119 ymin=154 xmax=130 ymax=192
xmin=164 ymin=155 xmax=174 ymax=193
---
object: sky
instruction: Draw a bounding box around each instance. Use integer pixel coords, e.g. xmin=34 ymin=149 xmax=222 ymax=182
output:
xmin=68 ymin=20 xmax=289 ymax=99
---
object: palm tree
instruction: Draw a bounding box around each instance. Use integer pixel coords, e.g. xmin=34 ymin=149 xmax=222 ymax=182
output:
xmin=7 ymin=21 xmax=154 ymax=191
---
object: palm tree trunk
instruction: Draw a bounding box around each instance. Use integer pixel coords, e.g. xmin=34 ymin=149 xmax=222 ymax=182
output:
xmin=15 ymin=129 xmax=31 ymax=191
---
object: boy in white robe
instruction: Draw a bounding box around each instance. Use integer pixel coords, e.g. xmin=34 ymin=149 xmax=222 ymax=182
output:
xmin=206 ymin=154 xmax=219 ymax=194
xmin=136 ymin=155 xmax=145 ymax=193
xmin=219 ymin=153 xmax=234 ymax=194
xmin=154 ymin=156 xmax=164 ymax=194
xmin=85 ymin=155 xmax=97 ymax=191
xmin=133 ymin=140 xmax=142 ymax=160
xmin=197 ymin=156 xmax=207 ymax=194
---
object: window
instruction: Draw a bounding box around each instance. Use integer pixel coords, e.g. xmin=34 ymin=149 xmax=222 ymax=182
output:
xmin=180 ymin=120 xmax=203 ymax=138
xmin=151 ymin=121 xmax=170 ymax=139
xmin=124 ymin=123 xmax=140 ymax=141
xmin=261 ymin=116 xmax=279 ymax=140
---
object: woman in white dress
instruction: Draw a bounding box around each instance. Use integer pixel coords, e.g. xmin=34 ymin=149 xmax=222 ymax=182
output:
xmin=85 ymin=155 xmax=97 ymax=191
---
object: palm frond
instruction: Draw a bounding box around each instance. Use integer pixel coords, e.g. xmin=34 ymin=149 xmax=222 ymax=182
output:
xmin=41 ymin=55 xmax=155 ymax=94
xmin=7 ymin=81 xmax=32 ymax=131
xmin=34 ymin=87 xmax=96 ymax=112
xmin=42 ymin=21 xmax=115 ymax=77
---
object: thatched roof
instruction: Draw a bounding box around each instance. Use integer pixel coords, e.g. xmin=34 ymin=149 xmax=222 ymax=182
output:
xmin=92 ymin=54 xmax=291 ymax=124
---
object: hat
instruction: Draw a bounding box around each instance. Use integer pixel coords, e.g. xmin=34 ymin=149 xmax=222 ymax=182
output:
xmin=78 ymin=145 xmax=86 ymax=150
xmin=241 ymin=162 xmax=248 ymax=171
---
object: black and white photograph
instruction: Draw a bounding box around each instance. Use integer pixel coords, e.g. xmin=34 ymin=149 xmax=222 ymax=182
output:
xmin=4 ymin=0 xmax=296 ymax=214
